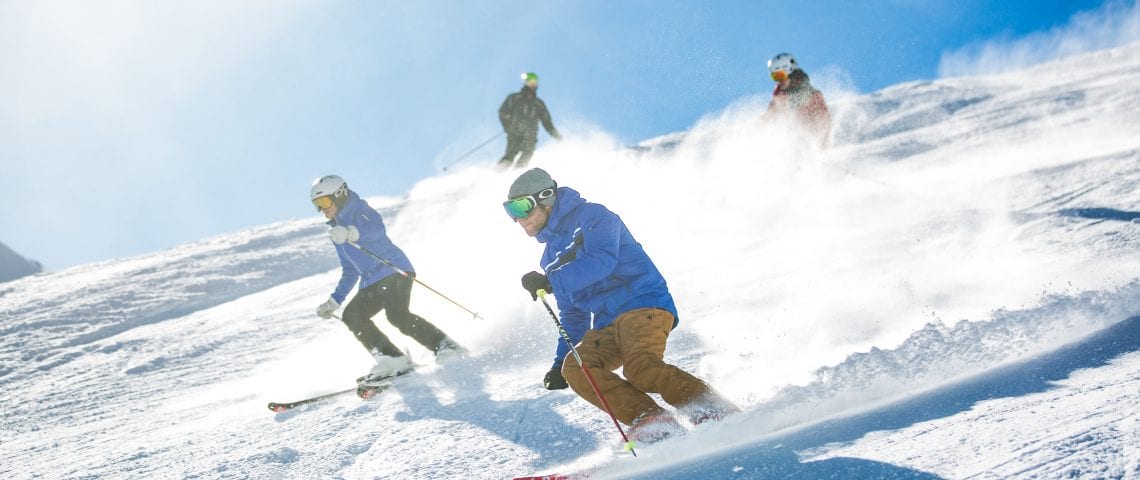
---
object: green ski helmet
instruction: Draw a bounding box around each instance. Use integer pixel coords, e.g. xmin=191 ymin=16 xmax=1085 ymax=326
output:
xmin=520 ymin=72 xmax=539 ymax=86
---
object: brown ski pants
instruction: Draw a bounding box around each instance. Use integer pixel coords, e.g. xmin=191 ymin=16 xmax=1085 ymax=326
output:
xmin=560 ymin=308 xmax=717 ymax=426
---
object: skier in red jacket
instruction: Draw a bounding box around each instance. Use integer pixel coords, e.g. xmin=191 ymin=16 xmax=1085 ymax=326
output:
xmin=765 ymin=53 xmax=831 ymax=149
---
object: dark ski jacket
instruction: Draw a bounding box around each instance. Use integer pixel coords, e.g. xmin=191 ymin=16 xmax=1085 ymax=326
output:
xmin=328 ymin=190 xmax=414 ymax=304
xmin=499 ymin=86 xmax=560 ymax=140
xmin=535 ymin=187 xmax=678 ymax=368
xmin=766 ymin=69 xmax=831 ymax=146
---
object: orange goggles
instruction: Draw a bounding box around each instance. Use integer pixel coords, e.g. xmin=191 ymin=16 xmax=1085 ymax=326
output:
xmin=770 ymin=70 xmax=789 ymax=82
xmin=312 ymin=195 xmax=335 ymax=211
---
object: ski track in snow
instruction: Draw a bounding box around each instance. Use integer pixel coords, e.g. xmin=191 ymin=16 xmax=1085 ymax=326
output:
xmin=2 ymin=44 xmax=1140 ymax=479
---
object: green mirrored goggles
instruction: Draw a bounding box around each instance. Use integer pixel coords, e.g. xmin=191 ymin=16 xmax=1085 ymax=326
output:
xmin=503 ymin=188 xmax=555 ymax=219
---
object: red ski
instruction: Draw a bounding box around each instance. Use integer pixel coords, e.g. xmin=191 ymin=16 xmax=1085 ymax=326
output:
xmin=513 ymin=470 xmax=595 ymax=480
xmin=267 ymin=382 xmax=391 ymax=412
xmin=269 ymin=368 xmax=416 ymax=412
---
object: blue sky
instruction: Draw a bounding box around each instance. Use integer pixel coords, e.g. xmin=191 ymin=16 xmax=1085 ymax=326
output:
xmin=1 ymin=0 xmax=1136 ymax=270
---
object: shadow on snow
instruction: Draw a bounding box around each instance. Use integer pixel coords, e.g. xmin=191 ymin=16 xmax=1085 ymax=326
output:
xmin=1057 ymin=207 xmax=1140 ymax=223
xmin=631 ymin=315 xmax=1140 ymax=479
xmin=386 ymin=356 xmax=600 ymax=468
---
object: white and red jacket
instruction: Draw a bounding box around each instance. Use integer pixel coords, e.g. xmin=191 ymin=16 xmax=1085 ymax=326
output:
xmin=766 ymin=69 xmax=831 ymax=147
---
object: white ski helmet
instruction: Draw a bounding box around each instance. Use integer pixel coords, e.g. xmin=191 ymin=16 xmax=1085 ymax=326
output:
xmin=768 ymin=52 xmax=798 ymax=79
xmin=310 ymin=175 xmax=348 ymax=210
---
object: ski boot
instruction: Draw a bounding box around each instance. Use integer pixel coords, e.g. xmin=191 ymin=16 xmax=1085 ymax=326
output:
xmin=356 ymin=354 xmax=414 ymax=398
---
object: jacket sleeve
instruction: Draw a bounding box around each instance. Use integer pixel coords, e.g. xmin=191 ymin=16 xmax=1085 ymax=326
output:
xmin=348 ymin=205 xmax=390 ymax=245
xmin=538 ymin=99 xmax=559 ymax=138
xmin=498 ymin=94 xmax=513 ymax=130
xmin=807 ymin=90 xmax=831 ymax=147
xmin=546 ymin=206 xmax=622 ymax=294
xmin=762 ymin=89 xmax=783 ymax=124
xmin=332 ymin=245 xmax=360 ymax=304
xmin=551 ymin=289 xmax=590 ymax=368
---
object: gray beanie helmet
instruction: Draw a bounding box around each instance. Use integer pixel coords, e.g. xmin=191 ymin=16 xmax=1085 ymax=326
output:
xmin=508 ymin=168 xmax=557 ymax=206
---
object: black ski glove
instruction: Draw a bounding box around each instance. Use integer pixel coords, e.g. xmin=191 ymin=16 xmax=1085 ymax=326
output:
xmin=521 ymin=271 xmax=553 ymax=301
xmin=543 ymin=366 xmax=568 ymax=390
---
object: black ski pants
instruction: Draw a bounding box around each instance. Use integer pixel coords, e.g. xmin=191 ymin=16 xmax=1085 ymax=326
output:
xmin=340 ymin=273 xmax=447 ymax=358
xmin=498 ymin=132 xmax=537 ymax=169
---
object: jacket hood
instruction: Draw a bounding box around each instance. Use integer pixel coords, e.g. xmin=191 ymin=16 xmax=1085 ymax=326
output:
xmin=535 ymin=186 xmax=585 ymax=244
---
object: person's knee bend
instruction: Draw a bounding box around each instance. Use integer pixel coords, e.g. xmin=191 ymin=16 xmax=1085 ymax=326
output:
xmin=387 ymin=311 xmax=419 ymax=329
xmin=561 ymin=361 xmax=584 ymax=388
xmin=341 ymin=309 xmax=370 ymax=329
xmin=625 ymin=362 xmax=671 ymax=393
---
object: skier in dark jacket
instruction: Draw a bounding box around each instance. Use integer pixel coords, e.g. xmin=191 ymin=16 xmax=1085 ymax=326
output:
xmin=504 ymin=168 xmax=738 ymax=444
xmin=498 ymin=72 xmax=561 ymax=170
xmin=310 ymin=175 xmax=464 ymax=383
xmin=765 ymin=53 xmax=831 ymax=148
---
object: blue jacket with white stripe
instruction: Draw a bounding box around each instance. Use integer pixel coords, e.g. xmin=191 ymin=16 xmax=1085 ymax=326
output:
xmin=536 ymin=187 xmax=678 ymax=368
xmin=329 ymin=191 xmax=414 ymax=304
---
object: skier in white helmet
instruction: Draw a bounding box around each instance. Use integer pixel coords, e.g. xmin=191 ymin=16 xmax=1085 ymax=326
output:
xmin=765 ymin=52 xmax=831 ymax=148
xmin=310 ymin=175 xmax=464 ymax=384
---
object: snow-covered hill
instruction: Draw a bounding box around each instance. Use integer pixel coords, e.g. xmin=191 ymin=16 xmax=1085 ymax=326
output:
xmin=2 ymin=43 xmax=1139 ymax=479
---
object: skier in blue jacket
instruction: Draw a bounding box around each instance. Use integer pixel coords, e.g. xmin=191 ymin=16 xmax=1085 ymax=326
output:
xmin=505 ymin=168 xmax=738 ymax=443
xmin=310 ymin=175 xmax=463 ymax=382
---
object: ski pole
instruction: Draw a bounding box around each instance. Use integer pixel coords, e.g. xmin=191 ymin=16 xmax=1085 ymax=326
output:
xmin=536 ymin=289 xmax=638 ymax=457
xmin=442 ymin=132 xmax=504 ymax=171
xmin=346 ymin=241 xmax=483 ymax=320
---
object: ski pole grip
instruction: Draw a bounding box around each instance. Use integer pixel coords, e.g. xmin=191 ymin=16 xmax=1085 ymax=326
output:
xmin=537 ymin=289 xmax=548 ymax=298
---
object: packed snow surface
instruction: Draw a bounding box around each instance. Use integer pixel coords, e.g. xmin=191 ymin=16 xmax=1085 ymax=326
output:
xmin=2 ymin=44 xmax=1140 ymax=479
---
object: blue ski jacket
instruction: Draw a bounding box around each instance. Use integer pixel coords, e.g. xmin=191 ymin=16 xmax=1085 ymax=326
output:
xmin=536 ymin=187 xmax=678 ymax=368
xmin=328 ymin=190 xmax=414 ymax=304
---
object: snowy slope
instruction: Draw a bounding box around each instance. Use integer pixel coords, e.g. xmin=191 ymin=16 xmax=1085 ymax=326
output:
xmin=2 ymin=43 xmax=1140 ymax=479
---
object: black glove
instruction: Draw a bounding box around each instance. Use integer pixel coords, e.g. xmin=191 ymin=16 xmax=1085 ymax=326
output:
xmin=521 ymin=271 xmax=553 ymax=301
xmin=543 ymin=366 xmax=568 ymax=390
